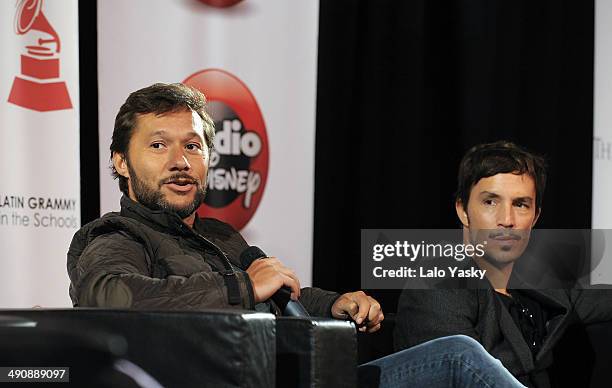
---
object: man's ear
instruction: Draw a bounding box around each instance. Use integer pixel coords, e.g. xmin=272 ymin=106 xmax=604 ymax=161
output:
xmin=112 ymin=152 xmax=130 ymax=179
xmin=455 ymin=200 xmax=469 ymax=227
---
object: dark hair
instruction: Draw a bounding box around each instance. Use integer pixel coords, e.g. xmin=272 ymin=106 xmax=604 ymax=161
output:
xmin=110 ymin=82 xmax=215 ymax=195
xmin=455 ymin=141 xmax=547 ymax=210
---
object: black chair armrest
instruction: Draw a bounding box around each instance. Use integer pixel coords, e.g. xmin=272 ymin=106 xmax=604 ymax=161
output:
xmin=276 ymin=317 xmax=357 ymax=388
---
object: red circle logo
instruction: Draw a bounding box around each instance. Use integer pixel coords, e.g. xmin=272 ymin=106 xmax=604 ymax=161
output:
xmin=184 ymin=69 xmax=269 ymax=230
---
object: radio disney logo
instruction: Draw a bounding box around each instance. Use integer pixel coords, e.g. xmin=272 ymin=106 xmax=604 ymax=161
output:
xmin=208 ymin=115 xmax=261 ymax=209
xmin=184 ymin=69 xmax=269 ymax=230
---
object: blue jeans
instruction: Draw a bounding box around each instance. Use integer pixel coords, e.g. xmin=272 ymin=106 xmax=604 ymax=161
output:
xmin=359 ymin=335 xmax=525 ymax=388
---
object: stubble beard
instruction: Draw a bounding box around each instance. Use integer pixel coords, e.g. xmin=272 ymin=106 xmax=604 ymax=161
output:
xmin=468 ymin=228 xmax=529 ymax=269
xmin=127 ymin=163 xmax=207 ymax=219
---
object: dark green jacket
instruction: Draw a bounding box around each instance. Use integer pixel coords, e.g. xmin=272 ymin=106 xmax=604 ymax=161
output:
xmin=67 ymin=196 xmax=339 ymax=316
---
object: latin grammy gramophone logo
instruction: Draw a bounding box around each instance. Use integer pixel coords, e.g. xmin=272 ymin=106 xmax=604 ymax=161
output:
xmin=7 ymin=0 xmax=72 ymax=112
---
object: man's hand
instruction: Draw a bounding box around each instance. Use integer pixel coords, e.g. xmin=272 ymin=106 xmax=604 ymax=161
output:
xmin=331 ymin=291 xmax=384 ymax=333
xmin=246 ymin=257 xmax=301 ymax=303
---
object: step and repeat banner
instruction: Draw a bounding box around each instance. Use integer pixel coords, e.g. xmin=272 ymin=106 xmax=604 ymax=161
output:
xmin=98 ymin=0 xmax=319 ymax=284
xmin=593 ymin=0 xmax=612 ymax=283
xmin=0 ymin=0 xmax=80 ymax=307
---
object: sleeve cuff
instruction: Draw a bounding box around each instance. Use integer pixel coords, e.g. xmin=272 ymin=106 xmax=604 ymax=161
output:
xmin=326 ymin=293 xmax=342 ymax=318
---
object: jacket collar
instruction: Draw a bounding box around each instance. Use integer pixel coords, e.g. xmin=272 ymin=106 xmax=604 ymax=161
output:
xmin=119 ymin=195 xmax=198 ymax=236
xmin=500 ymin=272 xmax=570 ymax=368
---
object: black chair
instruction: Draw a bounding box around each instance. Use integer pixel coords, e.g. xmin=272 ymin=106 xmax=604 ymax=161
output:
xmin=0 ymin=314 xmax=153 ymax=387
xmin=0 ymin=309 xmax=364 ymax=387
xmin=0 ymin=309 xmax=276 ymax=388
xmin=277 ymin=317 xmax=357 ymax=388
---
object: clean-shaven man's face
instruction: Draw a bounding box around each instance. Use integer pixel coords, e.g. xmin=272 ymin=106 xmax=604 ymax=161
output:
xmin=456 ymin=173 xmax=540 ymax=267
xmin=114 ymin=109 xmax=209 ymax=219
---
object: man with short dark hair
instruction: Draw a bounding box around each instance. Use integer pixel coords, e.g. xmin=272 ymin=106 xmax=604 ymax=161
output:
xmin=395 ymin=141 xmax=612 ymax=387
xmin=69 ymin=85 xmax=526 ymax=387
xmin=69 ymin=82 xmax=381 ymax=323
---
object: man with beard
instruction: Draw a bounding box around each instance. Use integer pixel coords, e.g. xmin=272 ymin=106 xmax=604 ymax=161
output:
xmin=68 ymin=84 xmax=526 ymax=387
xmin=68 ymin=82 xmax=360 ymax=318
xmin=394 ymin=141 xmax=612 ymax=387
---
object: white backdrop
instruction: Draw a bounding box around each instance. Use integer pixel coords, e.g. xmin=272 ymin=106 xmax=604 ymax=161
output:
xmin=0 ymin=0 xmax=80 ymax=307
xmin=98 ymin=0 xmax=319 ymax=285
xmin=593 ymin=0 xmax=612 ymax=282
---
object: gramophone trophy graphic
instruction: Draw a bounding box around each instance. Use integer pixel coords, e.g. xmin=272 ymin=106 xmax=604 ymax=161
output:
xmin=7 ymin=0 xmax=72 ymax=111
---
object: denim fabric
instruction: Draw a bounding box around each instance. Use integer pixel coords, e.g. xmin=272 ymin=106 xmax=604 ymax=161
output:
xmin=359 ymin=335 xmax=525 ymax=388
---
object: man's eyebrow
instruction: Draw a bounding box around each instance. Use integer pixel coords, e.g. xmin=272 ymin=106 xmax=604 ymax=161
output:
xmin=184 ymin=132 xmax=204 ymax=143
xmin=478 ymin=191 xmax=501 ymax=198
xmin=478 ymin=191 xmax=534 ymax=202
xmin=148 ymin=129 xmax=202 ymax=141
xmin=149 ymin=129 xmax=167 ymax=137
xmin=513 ymin=197 xmax=534 ymax=203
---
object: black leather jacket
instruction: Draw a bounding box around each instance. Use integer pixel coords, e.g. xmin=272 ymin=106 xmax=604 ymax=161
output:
xmin=67 ymin=196 xmax=339 ymax=316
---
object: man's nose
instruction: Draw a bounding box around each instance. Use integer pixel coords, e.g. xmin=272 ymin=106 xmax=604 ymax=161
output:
xmin=168 ymin=147 xmax=191 ymax=171
xmin=497 ymin=203 xmax=515 ymax=228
